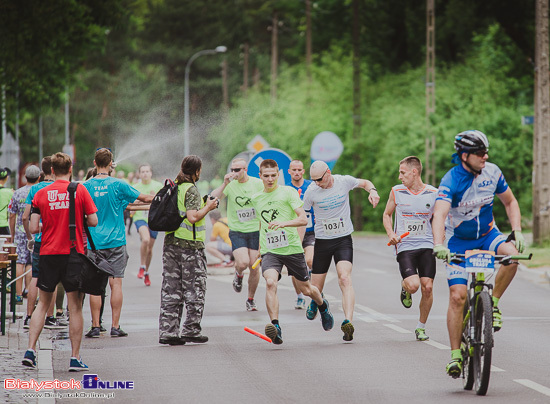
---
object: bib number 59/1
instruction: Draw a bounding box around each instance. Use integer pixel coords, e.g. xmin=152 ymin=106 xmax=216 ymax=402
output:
xmin=404 ymin=219 xmax=427 ymax=236
xmin=265 ymin=230 xmax=289 ymax=250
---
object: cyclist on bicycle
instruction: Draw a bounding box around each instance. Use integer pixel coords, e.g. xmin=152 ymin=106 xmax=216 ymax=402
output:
xmin=432 ymin=130 xmax=525 ymax=378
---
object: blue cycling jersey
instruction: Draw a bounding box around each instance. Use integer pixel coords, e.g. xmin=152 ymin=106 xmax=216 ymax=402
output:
xmin=436 ymin=162 xmax=508 ymax=240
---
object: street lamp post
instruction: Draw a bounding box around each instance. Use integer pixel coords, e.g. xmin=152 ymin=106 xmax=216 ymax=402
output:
xmin=184 ymin=46 xmax=227 ymax=156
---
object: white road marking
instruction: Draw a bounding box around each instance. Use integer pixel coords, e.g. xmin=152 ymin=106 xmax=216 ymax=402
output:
xmin=355 ymin=313 xmax=377 ymax=323
xmin=423 ymin=340 xmax=449 ymax=350
xmin=491 ymin=365 xmax=505 ymax=372
xmin=383 ymin=324 xmax=411 ymax=333
xmin=514 ymin=379 xmax=550 ymax=396
xmin=355 ymin=304 xmax=399 ymax=323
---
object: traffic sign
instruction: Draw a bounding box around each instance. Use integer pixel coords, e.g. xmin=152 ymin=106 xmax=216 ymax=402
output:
xmin=247 ymin=148 xmax=292 ymax=185
xmin=247 ymin=135 xmax=270 ymax=153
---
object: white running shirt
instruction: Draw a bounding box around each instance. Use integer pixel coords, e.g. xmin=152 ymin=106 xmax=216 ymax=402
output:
xmin=392 ymin=184 xmax=437 ymax=253
xmin=303 ymin=175 xmax=359 ymax=240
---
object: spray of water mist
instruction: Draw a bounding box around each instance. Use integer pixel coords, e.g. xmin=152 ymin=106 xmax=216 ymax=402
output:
xmin=111 ymin=107 xmax=226 ymax=182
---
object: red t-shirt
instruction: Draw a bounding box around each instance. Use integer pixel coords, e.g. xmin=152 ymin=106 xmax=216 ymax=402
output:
xmin=32 ymin=180 xmax=97 ymax=255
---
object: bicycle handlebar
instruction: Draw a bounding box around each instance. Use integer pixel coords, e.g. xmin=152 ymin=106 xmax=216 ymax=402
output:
xmin=450 ymin=253 xmax=532 ymax=261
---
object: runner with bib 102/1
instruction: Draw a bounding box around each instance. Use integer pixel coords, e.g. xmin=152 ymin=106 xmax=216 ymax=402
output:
xmin=210 ymin=158 xmax=264 ymax=312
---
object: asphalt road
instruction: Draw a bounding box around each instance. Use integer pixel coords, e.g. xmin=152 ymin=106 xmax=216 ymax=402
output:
xmin=47 ymin=232 xmax=549 ymax=404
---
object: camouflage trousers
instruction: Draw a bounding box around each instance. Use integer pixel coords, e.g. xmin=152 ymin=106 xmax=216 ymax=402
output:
xmin=159 ymin=244 xmax=207 ymax=339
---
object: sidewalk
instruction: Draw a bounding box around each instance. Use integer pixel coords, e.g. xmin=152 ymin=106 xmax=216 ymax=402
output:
xmin=0 ymin=313 xmax=41 ymax=404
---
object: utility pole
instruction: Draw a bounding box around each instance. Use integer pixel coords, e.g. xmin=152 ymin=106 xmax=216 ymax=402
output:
xmin=352 ymin=0 xmax=363 ymax=230
xmin=270 ymin=11 xmax=278 ymax=100
xmin=533 ymin=0 xmax=550 ymax=244
xmin=242 ymin=42 xmax=249 ymax=95
xmin=222 ymin=58 xmax=229 ymax=111
xmin=425 ymin=0 xmax=436 ymax=185
xmin=306 ymin=0 xmax=312 ymax=81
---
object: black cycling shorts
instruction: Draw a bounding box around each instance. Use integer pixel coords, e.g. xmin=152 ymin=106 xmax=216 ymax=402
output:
xmin=396 ymin=248 xmax=436 ymax=280
xmin=261 ymin=252 xmax=310 ymax=282
xmin=312 ymin=235 xmax=353 ymax=275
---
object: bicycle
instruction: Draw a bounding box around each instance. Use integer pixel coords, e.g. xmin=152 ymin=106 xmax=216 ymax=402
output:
xmin=448 ymin=250 xmax=532 ymax=396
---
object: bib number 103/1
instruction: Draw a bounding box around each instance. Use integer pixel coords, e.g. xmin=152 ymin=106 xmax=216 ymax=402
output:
xmin=323 ymin=218 xmax=346 ymax=236
xmin=266 ymin=230 xmax=289 ymax=249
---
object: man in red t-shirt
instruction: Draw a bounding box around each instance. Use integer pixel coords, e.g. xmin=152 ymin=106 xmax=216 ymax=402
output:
xmin=23 ymin=152 xmax=98 ymax=372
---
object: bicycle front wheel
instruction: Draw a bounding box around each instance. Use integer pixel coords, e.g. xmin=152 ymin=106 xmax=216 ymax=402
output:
xmin=462 ymin=300 xmax=474 ymax=391
xmin=473 ymin=291 xmax=493 ymax=396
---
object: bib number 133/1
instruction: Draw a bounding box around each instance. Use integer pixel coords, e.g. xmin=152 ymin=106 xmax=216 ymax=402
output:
xmin=266 ymin=230 xmax=289 ymax=249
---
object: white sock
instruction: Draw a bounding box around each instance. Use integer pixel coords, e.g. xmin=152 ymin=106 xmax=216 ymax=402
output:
xmin=417 ymin=321 xmax=426 ymax=330
xmin=297 ymin=293 xmax=305 ymax=299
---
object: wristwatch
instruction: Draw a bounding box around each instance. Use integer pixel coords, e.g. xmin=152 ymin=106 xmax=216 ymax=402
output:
xmin=367 ymin=187 xmax=377 ymax=193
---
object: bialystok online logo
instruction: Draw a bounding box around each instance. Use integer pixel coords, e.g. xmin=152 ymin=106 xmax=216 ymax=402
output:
xmin=4 ymin=374 xmax=134 ymax=391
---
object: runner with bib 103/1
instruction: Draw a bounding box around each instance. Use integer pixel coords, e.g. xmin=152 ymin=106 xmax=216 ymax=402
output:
xmin=302 ymin=160 xmax=380 ymax=342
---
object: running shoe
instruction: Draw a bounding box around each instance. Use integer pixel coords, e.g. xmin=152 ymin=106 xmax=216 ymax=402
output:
xmin=111 ymin=326 xmax=128 ymax=337
xmin=341 ymin=319 xmax=354 ymax=341
xmin=319 ymin=299 xmax=334 ymax=331
xmin=295 ymin=297 xmax=306 ymax=310
xmin=22 ymin=288 xmax=28 ymax=298
xmin=22 ymin=349 xmax=37 ymax=368
xmin=137 ymin=267 xmax=145 ymax=279
xmin=415 ymin=328 xmax=429 ymax=341
xmin=99 ymin=324 xmax=107 ymax=333
xmin=232 ymin=272 xmax=243 ymax=293
xmin=246 ymin=299 xmax=258 ymax=311
xmin=265 ymin=323 xmax=283 ymax=345
xmin=446 ymin=358 xmax=462 ymax=379
xmin=306 ymin=299 xmax=318 ymax=320
xmin=69 ymin=357 xmax=89 ymax=372
xmin=493 ymin=306 xmax=502 ymax=332
xmin=144 ymin=273 xmax=151 ymax=287
xmin=222 ymin=260 xmax=234 ymax=267
xmin=23 ymin=315 xmax=31 ymax=329
xmin=15 ymin=295 xmax=23 ymax=305
xmin=85 ymin=327 xmax=101 ymax=338
xmin=400 ymin=287 xmax=412 ymax=309
xmin=180 ymin=334 xmax=209 ymax=343
xmin=44 ymin=316 xmax=67 ymax=329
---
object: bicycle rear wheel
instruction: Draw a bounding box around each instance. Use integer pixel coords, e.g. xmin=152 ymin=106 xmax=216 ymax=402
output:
xmin=473 ymin=291 xmax=493 ymax=396
xmin=462 ymin=301 xmax=474 ymax=390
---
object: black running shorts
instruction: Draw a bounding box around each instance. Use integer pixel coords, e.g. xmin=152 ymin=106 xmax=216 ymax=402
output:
xmin=396 ymin=248 xmax=436 ymax=280
xmin=312 ymin=235 xmax=353 ymax=275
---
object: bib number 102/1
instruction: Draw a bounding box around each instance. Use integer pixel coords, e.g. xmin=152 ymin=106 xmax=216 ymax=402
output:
xmin=237 ymin=208 xmax=256 ymax=222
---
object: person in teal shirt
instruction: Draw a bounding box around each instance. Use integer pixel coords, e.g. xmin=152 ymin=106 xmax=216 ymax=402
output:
xmin=250 ymin=159 xmax=333 ymax=345
xmin=83 ymin=149 xmax=153 ymax=338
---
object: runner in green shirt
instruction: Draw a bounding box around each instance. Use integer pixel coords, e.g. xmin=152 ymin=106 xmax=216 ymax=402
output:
xmin=250 ymin=159 xmax=333 ymax=345
xmin=0 ymin=167 xmax=14 ymax=235
xmin=133 ymin=164 xmax=163 ymax=286
xmin=211 ymin=158 xmax=264 ymax=311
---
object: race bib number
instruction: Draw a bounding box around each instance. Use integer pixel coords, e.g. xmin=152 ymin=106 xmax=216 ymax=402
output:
xmin=404 ymin=219 xmax=428 ymax=236
xmin=237 ymin=208 xmax=256 ymax=222
xmin=322 ymin=217 xmax=347 ymax=236
xmin=306 ymin=212 xmax=313 ymax=228
xmin=265 ymin=229 xmax=289 ymax=250
xmin=465 ymin=250 xmax=495 ymax=274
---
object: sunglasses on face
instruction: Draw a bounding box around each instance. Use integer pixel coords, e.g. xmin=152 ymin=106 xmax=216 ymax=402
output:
xmin=231 ymin=168 xmax=243 ymax=172
xmin=312 ymin=169 xmax=328 ymax=182
xmin=472 ymin=149 xmax=488 ymax=157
